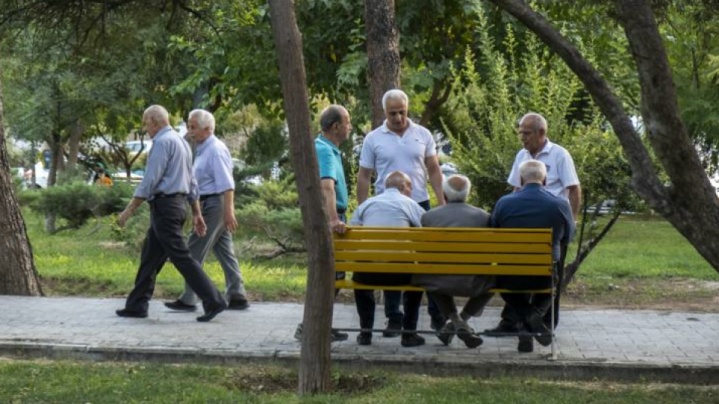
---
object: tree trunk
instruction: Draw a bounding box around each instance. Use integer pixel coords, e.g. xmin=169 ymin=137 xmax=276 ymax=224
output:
xmin=267 ymin=0 xmax=335 ymax=395
xmin=67 ymin=119 xmax=84 ymax=170
xmin=488 ymin=0 xmax=719 ymax=273
xmin=365 ymin=0 xmax=401 ymax=128
xmin=0 ymin=77 xmax=44 ymax=296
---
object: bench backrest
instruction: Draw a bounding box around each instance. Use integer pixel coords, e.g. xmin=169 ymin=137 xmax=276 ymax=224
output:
xmin=333 ymin=227 xmax=553 ymax=277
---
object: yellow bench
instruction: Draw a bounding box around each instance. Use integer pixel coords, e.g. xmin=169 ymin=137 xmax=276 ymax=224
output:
xmin=333 ymin=226 xmax=557 ymax=357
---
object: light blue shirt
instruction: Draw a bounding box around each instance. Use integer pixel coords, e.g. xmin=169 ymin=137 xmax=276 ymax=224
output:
xmin=194 ymin=135 xmax=235 ymax=195
xmin=315 ymin=135 xmax=348 ymax=211
xmin=134 ymin=126 xmax=199 ymax=202
xmin=350 ymin=188 xmax=424 ymax=227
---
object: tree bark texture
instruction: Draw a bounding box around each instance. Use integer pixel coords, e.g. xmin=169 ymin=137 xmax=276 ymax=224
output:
xmin=365 ymin=0 xmax=401 ymax=129
xmin=0 ymin=77 xmax=44 ymax=296
xmin=267 ymin=0 xmax=335 ymax=395
xmin=488 ymin=0 xmax=719 ymax=272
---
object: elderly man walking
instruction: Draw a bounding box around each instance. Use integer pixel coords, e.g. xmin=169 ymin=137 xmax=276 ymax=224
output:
xmin=164 ymin=109 xmax=249 ymax=312
xmin=116 ymin=105 xmax=226 ymax=322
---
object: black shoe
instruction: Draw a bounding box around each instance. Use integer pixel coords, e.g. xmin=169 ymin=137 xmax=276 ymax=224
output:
xmin=357 ymin=332 xmax=372 ymax=346
xmin=383 ymin=319 xmax=402 ymax=338
xmin=430 ymin=316 xmax=447 ymax=332
xmin=455 ymin=322 xmax=483 ymax=349
xmin=164 ymin=300 xmax=197 ymax=312
xmin=331 ymin=329 xmax=349 ymax=342
xmin=294 ymin=323 xmax=304 ymax=341
xmin=484 ymin=321 xmax=520 ymax=336
xmin=526 ymin=311 xmax=552 ymax=347
xmin=518 ymin=335 xmax=534 ymax=353
xmin=116 ymin=308 xmax=148 ymax=318
xmin=437 ymin=322 xmax=455 ymax=346
xmin=401 ymin=333 xmax=426 ymax=347
xmin=227 ymin=298 xmax=249 ymax=310
xmin=197 ymin=302 xmax=227 ymax=322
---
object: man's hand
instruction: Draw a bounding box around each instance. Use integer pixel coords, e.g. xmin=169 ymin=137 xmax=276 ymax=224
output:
xmin=193 ymin=213 xmax=207 ymax=237
xmin=330 ymin=219 xmax=346 ymax=234
xmin=117 ymin=209 xmax=132 ymax=228
xmin=225 ymin=209 xmax=238 ymax=233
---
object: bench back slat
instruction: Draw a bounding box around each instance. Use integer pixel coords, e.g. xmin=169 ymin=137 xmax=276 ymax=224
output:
xmin=335 ymin=262 xmax=552 ymax=276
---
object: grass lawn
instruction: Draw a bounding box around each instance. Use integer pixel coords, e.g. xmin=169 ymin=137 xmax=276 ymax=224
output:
xmin=1 ymin=359 xmax=716 ymax=403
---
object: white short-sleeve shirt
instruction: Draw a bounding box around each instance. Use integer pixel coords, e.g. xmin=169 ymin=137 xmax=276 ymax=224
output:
xmin=507 ymin=139 xmax=579 ymax=199
xmin=358 ymin=120 xmax=437 ymax=202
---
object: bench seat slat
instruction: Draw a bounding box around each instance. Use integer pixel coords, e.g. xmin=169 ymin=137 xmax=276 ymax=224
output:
xmin=335 ymin=251 xmax=552 ymax=265
xmin=335 ymin=262 xmax=552 ymax=276
xmin=334 ymin=280 xmax=552 ymax=294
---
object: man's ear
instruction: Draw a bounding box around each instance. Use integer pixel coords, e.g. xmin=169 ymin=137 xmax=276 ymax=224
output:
xmin=542 ymin=178 xmax=547 ymax=186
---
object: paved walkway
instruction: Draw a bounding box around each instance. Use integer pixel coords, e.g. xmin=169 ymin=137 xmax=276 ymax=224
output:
xmin=1 ymin=296 xmax=718 ymax=383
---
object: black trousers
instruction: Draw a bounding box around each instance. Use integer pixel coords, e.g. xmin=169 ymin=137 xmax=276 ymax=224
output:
xmin=353 ymin=272 xmax=422 ymax=331
xmin=124 ymin=195 xmax=225 ymax=313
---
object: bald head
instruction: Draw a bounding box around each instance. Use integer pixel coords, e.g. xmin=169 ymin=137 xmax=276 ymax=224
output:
xmin=443 ymin=174 xmax=471 ymax=202
xmin=384 ymin=171 xmax=412 ymax=196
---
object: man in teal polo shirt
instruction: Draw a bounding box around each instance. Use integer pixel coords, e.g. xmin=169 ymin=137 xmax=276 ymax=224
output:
xmin=294 ymin=104 xmax=352 ymax=342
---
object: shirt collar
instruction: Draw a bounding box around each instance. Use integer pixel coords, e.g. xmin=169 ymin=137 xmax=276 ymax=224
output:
xmin=380 ymin=120 xmax=416 ymax=135
xmin=317 ymin=134 xmax=340 ymax=153
xmin=196 ymin=134 xmax=216 ymax=154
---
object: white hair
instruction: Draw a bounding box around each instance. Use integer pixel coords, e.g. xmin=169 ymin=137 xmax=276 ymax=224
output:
xmin=519 ymin=159 xmax=547 ymax=183
xmin=143 ymin=105 xmax=170 ymax=126
xmin=442 ymin=174 xmax=471 ymax=202
xmin=382 ymin=89 xmax=409 ymax=112
xmin=519 ymin=112 xmax=548 ymax=134
xmin=189 ymin=109 xmax=216 ymax=132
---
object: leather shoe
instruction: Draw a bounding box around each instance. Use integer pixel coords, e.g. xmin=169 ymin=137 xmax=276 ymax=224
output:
xmin=401 ymin=333 xmax=425 ymax=347
xmin=526 ymin=311 xmax=552 ymax=347
xmin=331 ymin=329 xmax=349 ymax=342
xmin=197 ymin=302 xmax=227 ymax=322
xmin=164 ymin=300 xmax=197 ymax=312
xmin=518 ymin=335 xmax=534 ymax=353
xmin=455 ymin=321 xmax=483 ymax=349
xmin=227 ymin=298 xmax=249 ymax=310
xmin=116 ymin=308 xmax=148 ymax=318
xmin=484 ymin=321 xmax=520 ymax=336
xmin=357 ymin=332 xmax=372 ymax=346
xmin=437 ymin=322 xmax=455 ymax=346
xmin=383 ymin=319 xmax=402 ymax=338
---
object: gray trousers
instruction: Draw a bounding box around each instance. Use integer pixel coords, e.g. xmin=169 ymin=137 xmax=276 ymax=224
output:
xmin=179 ymin=194 xmax=247 ymax=305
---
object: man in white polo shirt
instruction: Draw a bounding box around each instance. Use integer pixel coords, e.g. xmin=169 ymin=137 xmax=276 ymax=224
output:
xmin=357 ymin=88 xmax=446 ymax=336
xmin=486 ymin=112 xmax=581 ymax=336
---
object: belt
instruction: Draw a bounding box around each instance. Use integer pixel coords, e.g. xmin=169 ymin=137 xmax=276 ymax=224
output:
xmin=200 ymin=193 xmax=222 ymax=201
xmin=154 ymin=193 xmax=186 ymax=199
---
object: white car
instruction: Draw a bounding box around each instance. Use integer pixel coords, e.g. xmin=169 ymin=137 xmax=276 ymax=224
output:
xmin=125 ymin=140 xmax=152 ymax=155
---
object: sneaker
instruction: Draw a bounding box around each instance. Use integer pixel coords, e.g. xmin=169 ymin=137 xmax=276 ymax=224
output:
xmin=455 ymin=320 xmax=483 ymax=349
xmin=383 ymin=319 xmax=402 ymax=338
xmin=437 ymin=322 xmax=455 ymax=346
xmin=164 ymin=300 xmax=197 ymax=312
xmin=331 ymin=329 xmax=349 ymax=342
xmin=401 ymin=333 xmax=425 ymax=347
xmin=227 ymin=298 xmax=249 ymax=310
xmin=357 ymin=332 xmax=372 ymax=346
xmin=518 ymin=335 xmax=534 ymax=353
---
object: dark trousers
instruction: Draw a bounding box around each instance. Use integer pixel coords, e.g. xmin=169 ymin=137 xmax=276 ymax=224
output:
xmin=384 ymin=199 xmax=443 ymax=325
xmin=353 ymin=273 xmax=422 ymax=331
xmin=498 ymin=244 xmax=567 ymax=329
xmin=124 ymin=195 xmax=225 ymax=313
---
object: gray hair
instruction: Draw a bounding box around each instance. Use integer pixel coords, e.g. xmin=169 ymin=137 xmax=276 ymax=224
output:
xmin=519 ymin=112 xmax=548 ymax=134
xmin=382 ymin=89 xmax=409 ymax=112
xmin=319 ymin=105 xmax=346 ymax=132
xmin=143 ymin=105 xmax=170 ymax=126
xmin=189 ymin=109 xmax=216 ymax=132
xmin=519 ymin=159 xmax=547 ymax=183
xmin=442 ymin=174 xmax=471 ymax=202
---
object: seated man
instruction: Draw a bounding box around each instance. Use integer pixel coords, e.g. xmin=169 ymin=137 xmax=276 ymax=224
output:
xmin=349 ymin=171 xmax=426 ymax=347
xmin=412 ymin=174 xmax=493 ymax=348
xmin=490 ymin=159 xmax=575 ymax=353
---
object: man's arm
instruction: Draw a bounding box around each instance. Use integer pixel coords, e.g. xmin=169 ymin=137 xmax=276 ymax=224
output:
xmin=567 ymin=184 xmax=582 ymax=221
xmin=118 ymin=197 xmax=145 ymax=227
xmin=321 ymin=178 xmax=345 ymax=234
xmin=425 ymin=155 xmax=445 ymax=205
xmin=356 ymin=166 xmax=373 ymax=205
xmin=190 ymin=200 xmax=207 ymax=237
xmin=223 ymin=189 xmax=238 ymax=233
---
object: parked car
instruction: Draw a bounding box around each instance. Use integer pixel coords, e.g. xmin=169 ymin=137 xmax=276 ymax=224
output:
xmin=125 ymin=140 xmax=152 ymax=155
